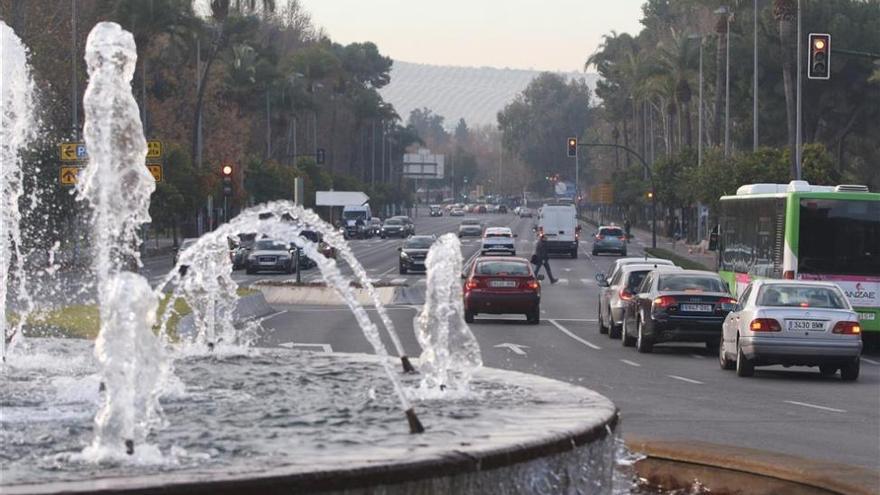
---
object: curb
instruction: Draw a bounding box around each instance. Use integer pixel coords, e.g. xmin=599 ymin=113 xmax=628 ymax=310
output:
xmin=254 ymin=283 xmax=397 ymax=307
xmin=177 ymin=293 xmax=277 ymax=338
xmin=626 ymin=436 xmax=880 ymax=495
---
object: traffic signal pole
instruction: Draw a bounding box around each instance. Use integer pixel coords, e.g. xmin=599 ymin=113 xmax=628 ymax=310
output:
xmin=578 ymin=142 xmax=657 ymax=249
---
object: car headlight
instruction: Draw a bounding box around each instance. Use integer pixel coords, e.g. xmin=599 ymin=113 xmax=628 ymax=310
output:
xmin=400 ymin=251 xmax=410 ymax=259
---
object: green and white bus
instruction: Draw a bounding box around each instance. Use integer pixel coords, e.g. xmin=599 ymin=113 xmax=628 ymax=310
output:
xmin=711 ymin=181 xmax=880 ymax=339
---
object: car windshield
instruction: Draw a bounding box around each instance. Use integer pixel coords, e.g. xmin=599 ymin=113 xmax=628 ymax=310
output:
xmin=757 ymin=285 xmax=848 ymax=309
xmin=600 ymin=228 xmax=623 ymax=237
xmin=343 ymin=211 xmax=366 ymax=220
xmin=476 ymin=261 xmax=530 ymax=276
xmin=384 ymin=219 xmax=402 ymax=225
xmin=658 ymin=275 xmax=727 ymax=293
xmin=462 ymin=220 xmax=480 ymax=225
xmin=255 ymin=240 xmax=288 ymax=251
xmin=405 ymin=238 xmax=433 ymax=249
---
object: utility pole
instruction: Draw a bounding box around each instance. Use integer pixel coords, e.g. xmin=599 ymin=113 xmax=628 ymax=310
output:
xmin=795 ymin=0 xmax=803 ymax=178
xmin=753 ymin=0 xmax=759 ymax=151
xmin=725 ymin=9 xmax=731 ymax=157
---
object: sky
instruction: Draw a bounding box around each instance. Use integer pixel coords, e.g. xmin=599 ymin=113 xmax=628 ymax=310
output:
xmin=299 ymin=0 xmax=645 ymax=72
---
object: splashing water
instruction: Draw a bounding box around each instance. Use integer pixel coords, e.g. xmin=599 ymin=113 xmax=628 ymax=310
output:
xmin=76 ymin=22 xmax=163 ymax=456
xmin=415 ymin=234 xmax=482 ymax=395
xmin=0 ymin=21 xmax=38 ymax=361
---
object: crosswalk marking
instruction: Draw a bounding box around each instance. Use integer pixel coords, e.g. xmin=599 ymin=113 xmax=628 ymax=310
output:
xmin=390 ymin=278 xmax=407 ymax=285
xmin=580 ymin=278 xmax=593 ymax=285
xmin=555 ymin=278 xmax=569 ymax=285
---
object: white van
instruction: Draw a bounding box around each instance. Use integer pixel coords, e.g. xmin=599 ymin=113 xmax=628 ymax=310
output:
xmin=342 ymin=204 xmax=372 ymax=239
xmin=536 ymin=204 xmax=579 ymax=258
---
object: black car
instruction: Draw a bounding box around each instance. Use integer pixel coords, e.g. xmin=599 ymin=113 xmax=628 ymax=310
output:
xmin=621 ymin=270 xmax=737 ymax=353
xmin=381 ymin=218 xmax=407 ymax=238
xmin=429 ymin=205 xmax=443 ymax=217
xmin=497 ymin=204 xmax=508 ymax=214
xmin=394 ymin=216 xmax=416 ymax=235
xmin=245 ymin=239 xmax=295 ymax=274
xmin=398 ymin=235 xmax=435 ymax=274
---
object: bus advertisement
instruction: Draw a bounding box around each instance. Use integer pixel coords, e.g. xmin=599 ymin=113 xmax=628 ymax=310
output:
xmin=713 ymin=181 xmax=879 ymax=340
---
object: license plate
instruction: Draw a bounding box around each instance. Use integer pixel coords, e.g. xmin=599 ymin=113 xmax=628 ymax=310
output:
xmin=680 ymin=304 xmax=713 ymax=312
xmin=489 ymin=280 xmax=516 ymax=288
xmin=858 ymin=312 xmax=875 ymax=321
xmin=786 ymin=320 xmax=826 ymax=331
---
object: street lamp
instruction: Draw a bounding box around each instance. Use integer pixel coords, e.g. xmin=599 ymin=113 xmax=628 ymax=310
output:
xmin=687 ymin=34 xmax=706 ymax=168
xmin=715 ymin=6 xmax=732 ymax=158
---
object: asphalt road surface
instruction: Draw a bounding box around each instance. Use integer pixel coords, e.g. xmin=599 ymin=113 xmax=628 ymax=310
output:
xmin=150 ymin=212 xmax=880 ymax=470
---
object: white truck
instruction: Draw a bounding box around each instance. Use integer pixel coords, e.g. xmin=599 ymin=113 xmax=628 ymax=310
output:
xmin=536 ymin=203 xmax=580 ymax=258
xmin=341 ymin=204 xmax=373 ymax=239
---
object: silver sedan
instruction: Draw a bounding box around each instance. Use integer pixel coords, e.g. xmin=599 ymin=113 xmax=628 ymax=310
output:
xmin=720 ymin=280 xmax=862 ymax=380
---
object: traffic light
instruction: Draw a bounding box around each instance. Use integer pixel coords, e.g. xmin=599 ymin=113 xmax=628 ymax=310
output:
xmin=646 ymin=191 xmax=654 ymax=200
xmin=808 ymin=33 xmax=831 ymax=80
xmin=567 ymin=137 xmax=577 ymax=158
xmin=316 ymin=148 xmax=326 ymax=165
xmin=221 ymin=164 xmax=233 ymax=196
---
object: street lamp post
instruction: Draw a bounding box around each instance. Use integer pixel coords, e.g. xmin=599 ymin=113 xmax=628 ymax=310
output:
xmin=715 ymin=6 xmax=732 ymax=157
xmin=753 ymin=0 xmax=759 ymax=151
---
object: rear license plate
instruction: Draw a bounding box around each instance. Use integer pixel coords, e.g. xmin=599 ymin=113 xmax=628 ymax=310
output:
xmin=489 ymin=280 xmax=516 ymax=288
xmin=786 ymin=320 xmax=826 ymax=331
xmin=858 ymin=312 xmax=876 ymax=321
xmin=680 ymin=304 xmax=713 ymax=312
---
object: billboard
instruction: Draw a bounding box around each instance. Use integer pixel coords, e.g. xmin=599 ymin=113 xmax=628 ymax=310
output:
xmin=554 ymin=180 xmax=576 ymax=199
xmin=402 ymin=149 xmax=445 ymax=179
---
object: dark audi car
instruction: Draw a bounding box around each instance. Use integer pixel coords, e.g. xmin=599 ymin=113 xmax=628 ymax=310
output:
xmin=621 ymin=270 xmax=736 ymax=353
xmin=245 ymin=239 xmax=295 ymax=274
xmin=463 ymin=257 xmax=543 ymax=324
xmin=398 ymin=235 xmax=435 ymax=274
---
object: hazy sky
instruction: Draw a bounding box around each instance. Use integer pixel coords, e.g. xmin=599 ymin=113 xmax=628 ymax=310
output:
xmin=299 ymin=0 xmax=645 ymax=72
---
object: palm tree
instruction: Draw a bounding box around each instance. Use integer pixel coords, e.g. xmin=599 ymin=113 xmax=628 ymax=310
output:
xmin=774 ymin=0 xmax=798 ymax=178
xmin=712 ymin=13 xmax=728 ymax=148
xmin=656 ymin=29 xmax=696 ymax=149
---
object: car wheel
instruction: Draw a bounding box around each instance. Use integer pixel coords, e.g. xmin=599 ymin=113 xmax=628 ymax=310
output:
xmin=609 ymin=322 xmax=622 ymax=340
xmin=598 ymin=306 xmax=608 ymax=334
xmin=840 ymin=358 xmax=860 ymax=382
xmin=527 ymin=306 xmax=540 ymax=325
xmin=381 ymin=235 xmax=386 ymax=239
xmin=718 ymin=340 xmax=735 ymax=370
xmin=636 ymin=318 xmax=653 ymax=353
xmin=819 ymin=365 xmax=837 ymax=377
xmin=622 ymin=319 xmax=636 ymax=347
xmin=735 ymin=338 xmax=755 ymax=377
xmin=571 ymin=249 xmax=578 ymax=259
xmin=592 ymin=249 xmax=598 ymax=256
xmin=399 ymin=264 xmax=408 ymax=275
xmin=464 ymin=310 xmax=475 ymax=323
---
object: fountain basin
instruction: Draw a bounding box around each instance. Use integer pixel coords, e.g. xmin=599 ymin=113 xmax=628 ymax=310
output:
xmin=2 ymin=338 xmax=619 ymax=494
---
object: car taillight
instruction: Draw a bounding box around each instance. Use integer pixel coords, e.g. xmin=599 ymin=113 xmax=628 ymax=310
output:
xmin=749 ymin=318 xmax=781 ymax=332
xmin=783 ymin=270 xmax=795 ymax=280
xmin=596 ymin=234 xmax=605 ymax=240
xmin=619 ymin=289 xmax=633 ymax=301
xmin=653 ymin=295 xmax=676 ymax=308
xmin=525 ymin=280 xmax=540 ymax=290
xmin=466 ymin=279 xmax=480 ymax=290
xmin=717 ymin=296 xmax=738 ymax=312
xmin=832 ymin=321 xmax=861 ymax=335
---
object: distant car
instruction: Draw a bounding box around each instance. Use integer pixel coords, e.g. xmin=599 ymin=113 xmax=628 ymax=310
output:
xmin=720 ymin=280 xmax=862 ymax=380
xmin=429 ymin=205 xmax=443 ymax=217
xmin=603 ymin=257 xmax=677 ymax=283
xmin=381 ymin=218 xmax=406 ymax=238
xmin=450 ymin=208 xmax=465 ymax=217
xmin=174 ymin=238 xmax=199 ymax=275
xmin=481 ymin=227 xmax=517 ymax=256
xmin=477 ymin=205 xmax=488 ymax=214
xmin=497 ymin=204 xmax=508 ymax=214
xmin=463 ymin=257 xmax=543 ymax=324
xmin=245 ymin=239 xmax=295 ymax=274
xmin=596 ymin=264 xmax=682 ymax=338
xmin=369 ymin=218 xmax=383 ymax=236
xmin=458 ymin=218 xmax=484 ymax=237
xmin=592 ymin=225 xmax=627 ymax=256
xmin=518 ymin=207 xmax=533 ymax=218
xmin=393 ymin=216 xmax=416 ymax=236
xmin=621 ymin=270 xmax=737 ymax=353
xmin=398 ymin=235 xmax=435 ymax=274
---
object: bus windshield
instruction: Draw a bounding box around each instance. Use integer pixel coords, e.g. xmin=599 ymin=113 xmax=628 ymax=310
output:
xmin=798 ymin=199 xmax=880 ymax=277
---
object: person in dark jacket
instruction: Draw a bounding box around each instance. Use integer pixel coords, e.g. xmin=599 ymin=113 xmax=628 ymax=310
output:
xmin=532 ymin=234 xmax=558 ymax=284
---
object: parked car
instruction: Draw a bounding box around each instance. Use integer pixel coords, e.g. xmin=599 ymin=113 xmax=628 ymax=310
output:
xmin=592 ymin=225 xmax=627 ymax=256
xmin=380 ymin=218 xmax=406 ymax=238
xmin=429 ymin=205 xmax=443 ymax=217
xmin=245 ymin=239 xmax=295 ymax=274
xmin=621 ymin=270 xmax=737 ymax=353
xmin=458 ymin=218 xmax=484 ymax=237
xmin=480 ymin=227 xmax=517 ymax=256
xmin=596 ymin=263 xmax=682 ymax=338
xmin=719 ymin=280 xmax=862 ymax=380
xmin=398 ymin=235 xmax=436 ymax=274
xmin=450 ymin=208 xmax=465 ymax=217
xmin=463 ymin=257 xmax=543 ymax=324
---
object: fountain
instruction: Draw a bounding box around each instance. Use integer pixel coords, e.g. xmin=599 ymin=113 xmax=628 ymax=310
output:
xmin=0 ymin=21 xmax=38 ymax=361
xmin=0 ymin=21 xmax=621 ymax=495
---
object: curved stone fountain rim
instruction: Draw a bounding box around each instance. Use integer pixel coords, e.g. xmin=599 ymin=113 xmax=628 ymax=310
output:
xmin=6 ymin=352 xmax=619 ymax=495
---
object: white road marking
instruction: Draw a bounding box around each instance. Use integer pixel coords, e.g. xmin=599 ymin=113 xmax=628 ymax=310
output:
xmin=862 ymin=358 xmax=880 ymax=366
xmin=278 ymin=342 xmax=333 ymax=353
xmin=668 ymin=375 xmax=704 ymax=384
xmin=564 ymin=268 xmax=572 ymax=272
xmin=784 ymin=400 xmax=846 ymax=413
xmin=549 ymin=319 xmax=601 ymax=350
xmin=390 ymin=278 xmax=407 ymax=284
xmin=555 ymin=278 xmax=569 ymax=285
xmin=379 ymin=265 xmax=398 ymax=276
xmin=620 ymin=359 xmax=641 ymax=367
xmin=580 ymin=278 xmax=593 ymax=286
xmin=494 ymin=343 xmax=529 ymax=355
xmin=690 ymin=354 xmax=705 ymax=360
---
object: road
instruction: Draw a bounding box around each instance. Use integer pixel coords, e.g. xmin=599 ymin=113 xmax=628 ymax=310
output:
xmin=146 ymin=212 xmax=880 ymax=470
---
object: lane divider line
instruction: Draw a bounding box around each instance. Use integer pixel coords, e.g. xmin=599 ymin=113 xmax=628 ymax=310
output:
xmin=783 ymin=400 xmax=846 ymax=413
xmin=549 ymin=319 xmax=601 ymax=350
xmin=620 ymin=359 xmax=641 ymax=367
xmin=667 ymin=375 xmax=704 ymax=384
xmin=861 ymin=358 xmax=879 ymax=366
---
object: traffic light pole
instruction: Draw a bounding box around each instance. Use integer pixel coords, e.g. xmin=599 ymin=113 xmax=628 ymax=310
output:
xmin=579 ymin=143 xmax=657 ymax=249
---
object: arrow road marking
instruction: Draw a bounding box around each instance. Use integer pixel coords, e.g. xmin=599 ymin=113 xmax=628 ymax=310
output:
xmin=279 ymin=342 xmax=333 ymax=353
xmin=549 ymin=319 xmax=601 ymax=350
xmin=494 ymin=343 xmax=529 ymax=355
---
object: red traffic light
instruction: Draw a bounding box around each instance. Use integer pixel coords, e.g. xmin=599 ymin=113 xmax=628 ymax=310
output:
xmin=808 ymin=33 xmax=831 ymax=80
xmin=221 ymin=165 xmax=233 ymax=176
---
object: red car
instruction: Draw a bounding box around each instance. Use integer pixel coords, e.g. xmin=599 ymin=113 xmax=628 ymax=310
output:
xmin=463 ymin=257 xmax=543 ymax=324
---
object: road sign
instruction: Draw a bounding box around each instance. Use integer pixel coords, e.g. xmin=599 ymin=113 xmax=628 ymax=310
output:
xmin=60 ymin=143 xmax=80 ymax=161
xmin=315 ymin=191 xmax=370 ymax=206
xmin=147 ymin=140 xmax=163 ymax=159
xmin=147 ymin=164 xmax=163 ymax=182
xmin=403 ymin=148 xmax=445 ymax=179
xmin=60 ymin=166 xmax=81 ymax=186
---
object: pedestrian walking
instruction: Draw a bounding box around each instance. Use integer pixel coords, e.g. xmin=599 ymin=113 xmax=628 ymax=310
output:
xmin=531 ymin=234 xmax=558 ymax=284
xmin=624 ymin=218 xmax=631 ymax=242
